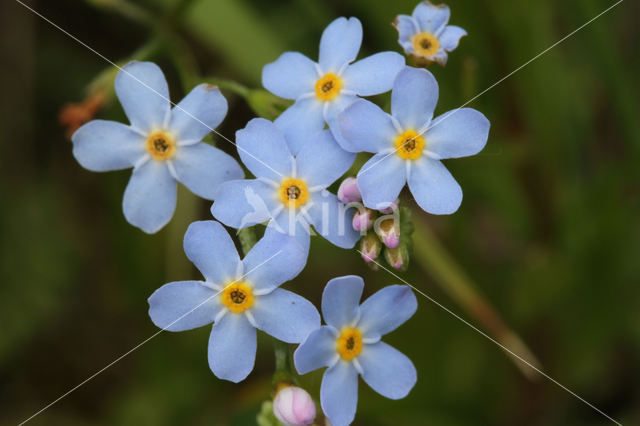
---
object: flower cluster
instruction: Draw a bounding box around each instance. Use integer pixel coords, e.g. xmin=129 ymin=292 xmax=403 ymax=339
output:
xmin=69 ymin=1 xmax=488 ymax=424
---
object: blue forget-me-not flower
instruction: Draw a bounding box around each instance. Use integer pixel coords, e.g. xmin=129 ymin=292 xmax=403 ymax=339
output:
xmin=336 ymin=67 xmax=490 ymax=214
xmin=262 ymin=17 xmax=405 ymax=155
xmin=148 ymin=220 xmax=319 ymax=382
xmin=211 ymin=118 xmax=360 ymax=252
xmin=394 ymin=1 xmax=467 ymax=66
xmin=294 ymin=276 xmax=418 ymax=426
xmin=72 ymin=61 xmax=244 ymax=233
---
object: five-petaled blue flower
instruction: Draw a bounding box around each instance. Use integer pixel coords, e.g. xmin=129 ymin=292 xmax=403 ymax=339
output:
xmin=294 ymin=276 xmax=418 ymax=426
xmin=211 ymin=118 xmax=360 ymax=252
xmin=394 ymin=1 xmax=467 ymax=65
xmin=262 ymin=17 xmax=405 ymax=155
xmin=336 ymin=66 xmax=490 ymax=214
xmin=72 ymin=61 xmax=244 ymax=233
xmin=148 ymin=220 xmax=319 ymax=383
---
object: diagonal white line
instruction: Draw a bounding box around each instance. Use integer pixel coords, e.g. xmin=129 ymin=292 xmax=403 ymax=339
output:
xmin=357 ymin=249 xmax=623 ymax=426
xmin=17 ymin=250 xmax=283 ymax=425
xmin=359 ymin=0 xmax=624 ymax=176
xmin=13 ymin=0 xmax=285 ymax=179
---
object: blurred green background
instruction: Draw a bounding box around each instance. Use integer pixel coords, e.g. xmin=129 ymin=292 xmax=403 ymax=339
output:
xmin=1 ymin=0 xmax=639 ymax=425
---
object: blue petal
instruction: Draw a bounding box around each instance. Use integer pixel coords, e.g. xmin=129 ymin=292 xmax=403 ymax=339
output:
xmin=172 ymin=142 xmax=244 ymax=200
xmin=357 ymin=285 xmax=417 ymax=339
xmin=242 ymin=227 xmax=308 ymax=292
xmin=321 ymin=275 xmax=363 ymax=329
xmin=357 ymin=153 xmax=406 ymax=210
xmin=262 ymin=52 xmax=318 ymax=100
xmin=148 ymin=281 xmax=220 ymax=331
xmin=169 ymin=83 xmax=228 ymax=142
xmin=342 ymin=52 xmax=405 ymax=96
xmin=408 ymin=158 xmax=462 ymax=214
xmin=296 ymin=130 xmax=355 ymax=188
xmin=236 ymin=118 xmax=293 ymax=181
xmin=183 ymin=220 xmax=240 ymax=284
xmin=307 ymin=191 xmax=360 ymax=249
xmin=391 ymin=67 xmax=439 ymax=130
xmin=319 ymin=17 xmax=363 ymax=72
xmin=413 ymin=1 xmax=450 ymax=34
xmin=394 ymin=14 xmax=419 ymax=44
xmin=426 ymin=108 xmax=489 ymax=159
xmin=274 ymin=98 xmax=325 ymax=156
xmin=115 ymin=61 xmax=170 ymax=133
xmin=208 ymin=313 xmax=256 ymax=383
xmin=122 ymin=160 xmax=176 ymax=233
xmin=359 ymin=341 xmax=417 ymax=399
xmin=72 ymin=120 xmax=145 ymax=171
xmin=294 ymin=326 xmax=338 ymax=374
xmin=321 ymin=361 xmax=359 ymax=426
xmin=251 ymin=288 xmax=320 ymax=343
xmin=335 ymin=99 xmax=396 ymax=153
xmin=430 ymin=50 xmax=449 ymax=66
xmin=323 ymin=93 xmax=358 ymax=125
xmin=439 ymin=25 xmax=467 ymax=51
xmin=270 ymin=208 xmax=312 ymax=243
xmin=211 ymin=179 xmax=278 ymax=229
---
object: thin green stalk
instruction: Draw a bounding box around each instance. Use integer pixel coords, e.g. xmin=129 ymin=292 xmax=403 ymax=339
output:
xmin=203 ymin=77 xmax=251 ymax=98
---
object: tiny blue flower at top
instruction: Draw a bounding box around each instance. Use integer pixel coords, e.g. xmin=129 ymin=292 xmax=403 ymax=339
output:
xmin=148 ymin=220 xmax=319 ymax=383
xmin=294 ymin=276 xmax=418 ymax=426
xmin=72 ymin=61 xmax=244 ymax=233
xmin=211 ymin=118 xmax=360 ymax=254
xmin=394 ymin=1 xmax=467 ymax=65
xmin=262 ymin=17 xmax=405 ymax=155
xmin=336 ymin=66 xmax=490 ymax=215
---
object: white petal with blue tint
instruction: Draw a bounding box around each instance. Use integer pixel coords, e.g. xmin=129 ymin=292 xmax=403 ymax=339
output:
xmin=394 ymin=14 xmax=418 ymax=44
xmin=342 ymin=52 xmax=405 ymax=96
xmin=294 ymin=326 xmax=338 ymax=374
xmin=357 ymin=285 xmax=417 ymax=339
xmin=211 ymin=179 xmax=278 ymax=229
xmin=323 ymin=93 xmax=358 ymax=124
xmin=262 ymin=52 xmax=319 ymax=100
xmin=391 ymin=67 xmax=439 ymax=130
xmin=318 ymin=17 xmax=362 ymax=72
xmin=321 ymin=275 xmax=363 ymax=329
xmin=408 ymin=157 xmax=462 ymax=214
xmin=148 ymin=281 xmax=220 ymax=331
xmin=357 ymin=153 xmax=406 ymax=210
xmin=336 ymin=99 xmax=396 ymax=153
xmin=236 ymin=118 xmax=292 ymax=181
xmin=321 ymin=361 xmax=359 ymax=426
xmin=114 ymin=61 xmax=170 ymax=133
xmin=169 ymin=83 xmax=228 ymax=142
xmin=307 ymin=191 xmax=360 ymax=249
xmin=296 ymin=130 xmax=355 ymax=188
xmin=72 ymin=120 xmax=145 ymax=172
xmin=439 ymin=25 xmax=467 ymax=51
xmin=359 ymin=341 xmax=417 ymax=399
xmin=251 ymin=288 xmax=320 ymax=343
xmin=270 ymin=208 xmax=311 ymax=241
xmin=413 ymin=2 xmax=450 ymax=34
xmin=172 ymin=142 xmax=244 ymax=200
xmin=426 ymin=108 xmax=490 ymax=159
xmin=183 ymin=221 xmax=240 ymax=285
xmin=122 ymin=160 xmax=176 ymax=233
xmin=208 ymin=313 xmax=256 ymax=383
xmin=274 ymin=97 xmax=325 ymax=156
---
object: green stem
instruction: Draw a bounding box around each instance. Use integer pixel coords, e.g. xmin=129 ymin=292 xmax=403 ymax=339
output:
xmin=237 ymin=227 xmax=258 ymax=256
xmin=272 ymin=339 xmax=298 ymax=390
xmin=203 ymin=77 xmax=251 ymax=98
xmin=412 ymin=216 xmax=541 ymax=380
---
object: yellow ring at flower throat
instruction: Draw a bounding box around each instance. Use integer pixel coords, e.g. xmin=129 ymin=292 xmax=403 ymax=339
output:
xmin=336 ymin=327 xmax=363 ymax=361
xmin=279 ymin=178 xmax=309 ymax=209
xmin=146 ymin=130 xmax=176 ymax=161
xmin=394 ymin=129 xmax=425 ymax=160
xmin=411 ymin=32 xmax=440 ymax=57
xmin=315 ymin=73 xmax=342 ymax=101
xmin=221 ymin=282 xmax=254 ymax=313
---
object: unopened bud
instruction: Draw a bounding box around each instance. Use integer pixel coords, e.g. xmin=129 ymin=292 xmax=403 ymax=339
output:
xmin=378 ymin=199 xmax=399 ymax=214
xmin=360 ymin=232 xmax=381 ymax=263
xmin=384 ymin=245 xmax=409 ymax=271
xmin=352 ymin=208 xmax=375 ymax=232
xmin=337 ymin=177 xmax=361 ymax=204
xmin=273 ymin=386 xmax=316 ymax=426
xmin=376 ymin=218 xmax=400 ymax=249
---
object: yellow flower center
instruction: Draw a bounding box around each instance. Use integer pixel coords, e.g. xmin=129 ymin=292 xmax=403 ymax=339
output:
xmin=279 ymin=178 xmax=309 ymax=209
xmin=221 ymin=282 xmax=254 ymax=313
xmin=336 ymin=327 xmax=363 ymax=361
xmin=146 ymin=130 xmax=176 ymax=161
xmin=394 ymin=129 xmax=425 ymax=160
xmin=411 ymin=32 xmax=440 ymax=57
xmin=315 ymin=73 xmax=342 ymax=101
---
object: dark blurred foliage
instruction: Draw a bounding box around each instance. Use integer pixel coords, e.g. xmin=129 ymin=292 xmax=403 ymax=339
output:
xmin=1 ymin=0 xmax=639 ymax=425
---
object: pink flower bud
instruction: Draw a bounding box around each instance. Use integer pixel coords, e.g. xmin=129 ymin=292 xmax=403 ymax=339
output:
xmin=337 ymin=177 xmax=361 ymax=204
xmin=273 ymin=386 xmax=316 ymax=426
xmin=352 ymin=208 xmax=375 ymax=232
xmin=360 ymin=233 xmax=381 ymax=263
xmin=376 ymin=218 xmax=400 ymax=249
xmin=384 ymin=245 xmax=409 ymax=271
xmin=378 ymin=199 xmax=399 ymax=214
